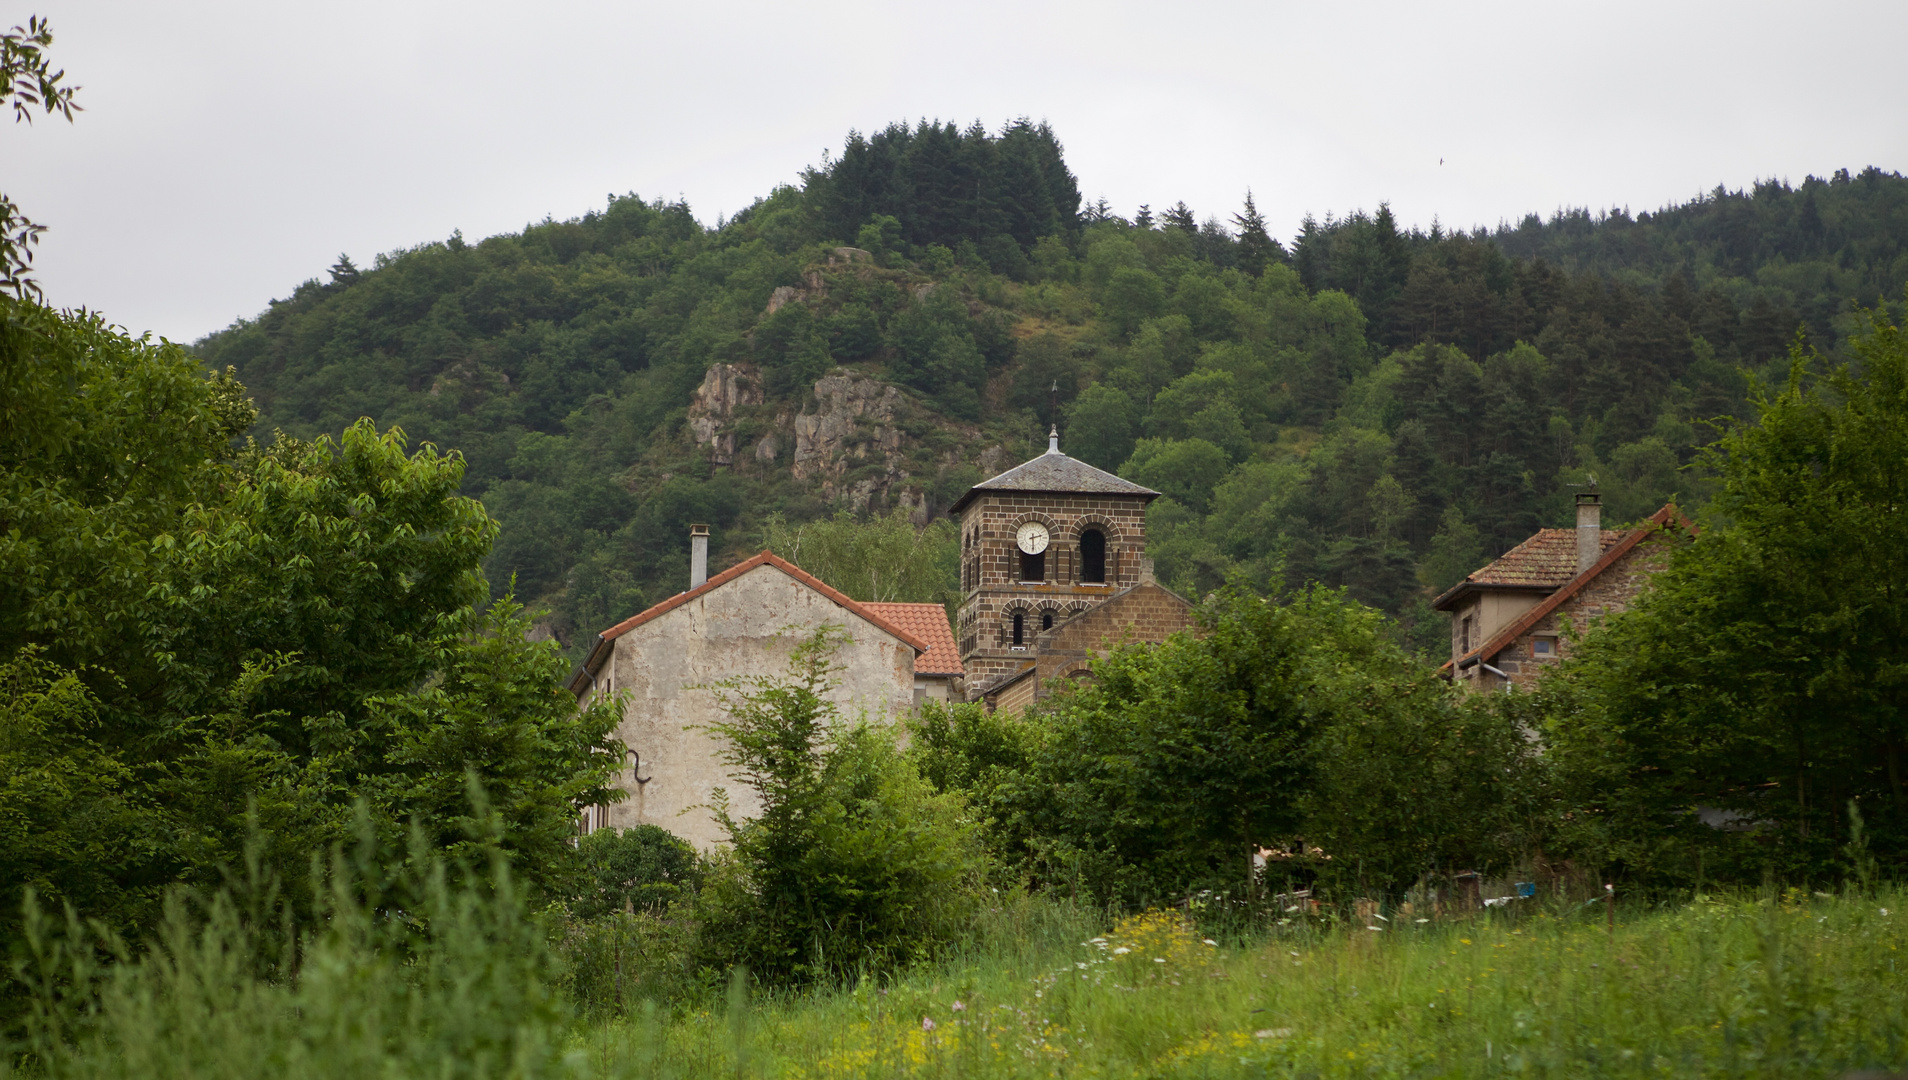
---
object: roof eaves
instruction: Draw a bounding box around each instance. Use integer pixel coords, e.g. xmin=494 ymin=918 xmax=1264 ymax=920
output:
xmin=1430 ymin=579 xmax=1559 ymax=611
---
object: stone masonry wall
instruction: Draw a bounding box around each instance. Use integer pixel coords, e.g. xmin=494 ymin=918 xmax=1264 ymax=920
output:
xmin=1019 ymin=582 xmax=1196 ymax=708
xmin=954 ymin=490 xmax=1152 ymax=692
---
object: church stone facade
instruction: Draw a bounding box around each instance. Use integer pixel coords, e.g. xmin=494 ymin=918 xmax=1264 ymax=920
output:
xmin=950 ymin=430 xmax=1194 ymax=702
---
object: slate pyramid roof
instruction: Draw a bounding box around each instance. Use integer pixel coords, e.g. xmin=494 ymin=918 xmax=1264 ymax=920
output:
xmin=947 ymin=434 xmax=1158 ymax=515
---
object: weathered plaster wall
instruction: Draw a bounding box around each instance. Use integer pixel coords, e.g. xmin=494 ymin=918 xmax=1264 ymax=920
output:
xmin=1450 ymin=590 xmax=1545 ymax=658
xmin=593 ymin=564 xmax=915 ymax=848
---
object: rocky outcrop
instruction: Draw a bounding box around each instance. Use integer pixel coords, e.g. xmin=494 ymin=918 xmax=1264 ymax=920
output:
xmin=792 ymin=372 xmax=906 ymax=482
xmin=685 ymin=361 xmax=986 ymax=525
xmin=687 ymin=363 xmax=763 ymax=466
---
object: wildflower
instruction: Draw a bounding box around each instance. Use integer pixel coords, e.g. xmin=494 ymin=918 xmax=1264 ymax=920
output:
xmin=1113 ymin=947 xmax=1131 ymax=955
xmin=1153 ymin=957 xmax=1166 ymax=963
xmin=1202 ymin=938 xmax=1218 ymax=946
xmin=1883 ymin=908 xmax=1892 ymax=917
xmin=1460 ymin=938 xmax=1472 ymax=945
xmin=951 ymin=1000 xmax=965 ymax=1012
xmin=921 ymin=1017 xmax=936 ymax=1032
xmin=1289 ymin=951 xmax=1300 ymax=957
xmin=1367 ymin=926 xmax=1383 ymax=932
xmin=1416 ymin=918 xmax=1430 ymax=924
xmin=1255 ymin=1028 xmax=1293 ymax=1039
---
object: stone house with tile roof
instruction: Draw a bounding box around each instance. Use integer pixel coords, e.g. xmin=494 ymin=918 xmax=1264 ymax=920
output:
xmin=1434 ymin=494 xmax=1692 ymax=690
xmin=566 ymin=535 xmax=953 ymax=848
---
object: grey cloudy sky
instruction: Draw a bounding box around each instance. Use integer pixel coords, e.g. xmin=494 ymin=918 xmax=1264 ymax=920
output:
xmin=9 ymin=0 xmax=1907 ymax=344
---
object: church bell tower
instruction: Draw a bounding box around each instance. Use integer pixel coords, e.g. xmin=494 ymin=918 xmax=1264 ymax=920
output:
xmin=947 ymin=428 xmax=1161 ymax=694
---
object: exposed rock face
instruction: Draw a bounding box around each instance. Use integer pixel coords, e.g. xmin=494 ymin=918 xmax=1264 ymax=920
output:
xmin=793 ymin=371 xmax=906 ymax=482
xmin=687 ymin=363 xmax=763 ymax=466
xmin=683 ymin=361 xmax=983 ymax=522
xmin=829 ymin=247 xmax=874 ymax=265
xmin=764 ymin=286 xmax=801 ymax=315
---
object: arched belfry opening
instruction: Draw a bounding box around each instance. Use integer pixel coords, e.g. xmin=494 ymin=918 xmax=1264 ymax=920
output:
xmin=1080 ymin=528 xmax=1106 ymax=584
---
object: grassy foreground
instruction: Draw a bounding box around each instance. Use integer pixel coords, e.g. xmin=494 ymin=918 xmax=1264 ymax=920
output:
xmin=573 ymin=890 xmax=1907 ymax=1079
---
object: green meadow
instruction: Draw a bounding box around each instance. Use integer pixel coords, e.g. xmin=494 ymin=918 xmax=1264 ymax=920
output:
xmin=19 ymin=887 xmax=1903 ymax=1079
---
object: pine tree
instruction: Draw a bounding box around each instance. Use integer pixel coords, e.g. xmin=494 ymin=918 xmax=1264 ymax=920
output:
xmin=1162 ymin=202 xmax=1197 ymax=232
xmin=1134 ymin=204 xmax=1153 ymax=229
xmin=328 ymin=254 xmax=361 ymax=286
xmin=1230 ymin=190 xmax=1284 ymax=276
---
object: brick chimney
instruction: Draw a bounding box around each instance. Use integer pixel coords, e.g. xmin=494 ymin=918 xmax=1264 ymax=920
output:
xmin=689 ymin=523 xmax=709 ymax=589
xmin=1575 ymin=493 xmax=1601 ymax=575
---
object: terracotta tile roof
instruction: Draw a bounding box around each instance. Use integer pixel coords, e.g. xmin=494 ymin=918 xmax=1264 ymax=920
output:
xmin=862 ymin=602 xmax=964 ymax=677
xmin=1448 ymin=528 xmax=1628 ymax=594
xmin=1441 ymin=504 xmax=1693 ymax=676
xmin=947 ymin=447 xmax=1158 ymax=514
xmin=565 ymin=551 xmax=927 ymax=695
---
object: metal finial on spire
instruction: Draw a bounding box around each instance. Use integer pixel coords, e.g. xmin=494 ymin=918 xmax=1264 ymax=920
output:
xmin=1048 ymin=424 xmax=1060 ymax=454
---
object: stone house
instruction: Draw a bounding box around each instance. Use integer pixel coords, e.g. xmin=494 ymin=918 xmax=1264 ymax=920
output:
xmin=951 ymin=429 xmax=1196 ymax=711
xmin=1434 ymin=494 xmax=1692 ymax=690
xmin=565 ymin=530 xmax=955 ymax=848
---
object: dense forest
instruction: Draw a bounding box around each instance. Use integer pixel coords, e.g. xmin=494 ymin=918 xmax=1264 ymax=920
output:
xmin=194 ymin=120 xmax=1908 ymax=653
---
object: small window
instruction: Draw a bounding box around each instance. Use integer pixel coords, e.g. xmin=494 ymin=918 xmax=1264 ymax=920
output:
xmin=1041 ymin=610 xmax=1053 ymax=631
xmin=1459 ymin=615 xmax=1473 ymax=652
xmin=1532 ymin=638 xmax=1554 ymax=656
xmin=1012 ymin=611 xmax=1024 ymax=646
xmin=1020 ymin=550 xmax=1045 ymax=582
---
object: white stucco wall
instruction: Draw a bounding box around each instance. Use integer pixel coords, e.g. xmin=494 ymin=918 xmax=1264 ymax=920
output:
xmin=586 ymin=563 xmax=916 ymax=849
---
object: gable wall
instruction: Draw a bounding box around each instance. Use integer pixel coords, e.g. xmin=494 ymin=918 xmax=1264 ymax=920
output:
xmin=588 ymin=564 xmax=914 ymax=848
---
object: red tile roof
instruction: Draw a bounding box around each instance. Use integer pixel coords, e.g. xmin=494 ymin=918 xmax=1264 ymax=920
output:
xmin=1441 ymin=504 xmax=1692 ymax=676
xmin=862 ymin=602 xmax=964 ymax=677
xmin=1435 ymin=528 xmax=1627 ymax=602
xmin=566 ymin=551 xmax=928 ymax=695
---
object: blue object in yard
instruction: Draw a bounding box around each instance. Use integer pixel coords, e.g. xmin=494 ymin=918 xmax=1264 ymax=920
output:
xmin=1516 ymin=881 xmax=1537 ymax=898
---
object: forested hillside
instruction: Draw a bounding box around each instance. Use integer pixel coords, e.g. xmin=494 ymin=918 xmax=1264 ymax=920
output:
xmin=194 ymin=120 xmax=1908 ymax=654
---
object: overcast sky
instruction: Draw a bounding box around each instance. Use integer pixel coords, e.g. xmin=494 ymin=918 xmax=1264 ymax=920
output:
xmin=9 ymin=0 xmax=1907 ymax=344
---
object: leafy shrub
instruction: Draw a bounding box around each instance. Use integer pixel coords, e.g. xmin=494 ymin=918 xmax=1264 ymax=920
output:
xmin=1000 ymin=587 xmax=1540 ymax=904
xmin=569 ymin=824 xmax=700 ymax=918
xmin=691 ymin=628 xmax=986 ymax=985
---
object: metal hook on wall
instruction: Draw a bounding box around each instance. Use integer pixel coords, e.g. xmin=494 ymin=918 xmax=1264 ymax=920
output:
xmin=629 ymin=750 xmax=651 ymax=787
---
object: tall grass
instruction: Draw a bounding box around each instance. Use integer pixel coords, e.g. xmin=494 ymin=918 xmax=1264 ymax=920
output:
xmin=572 ymin=887 xmax=1908 ymax=1079
xmin=10 ymin=881 xmax=1905 ymax=1077
xmin=4 ymin=837 xmax=571 ymax=1079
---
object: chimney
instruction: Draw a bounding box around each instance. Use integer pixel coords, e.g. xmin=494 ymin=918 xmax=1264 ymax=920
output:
xmin=689 ymin=524 xmax=709 ymax=589
xmin=1574 ymin=493 xmax=1601 ymax=575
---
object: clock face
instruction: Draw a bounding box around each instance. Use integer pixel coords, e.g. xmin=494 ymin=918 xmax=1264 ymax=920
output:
xmin=1016 ymin=521 xmax=1050 ymax=555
